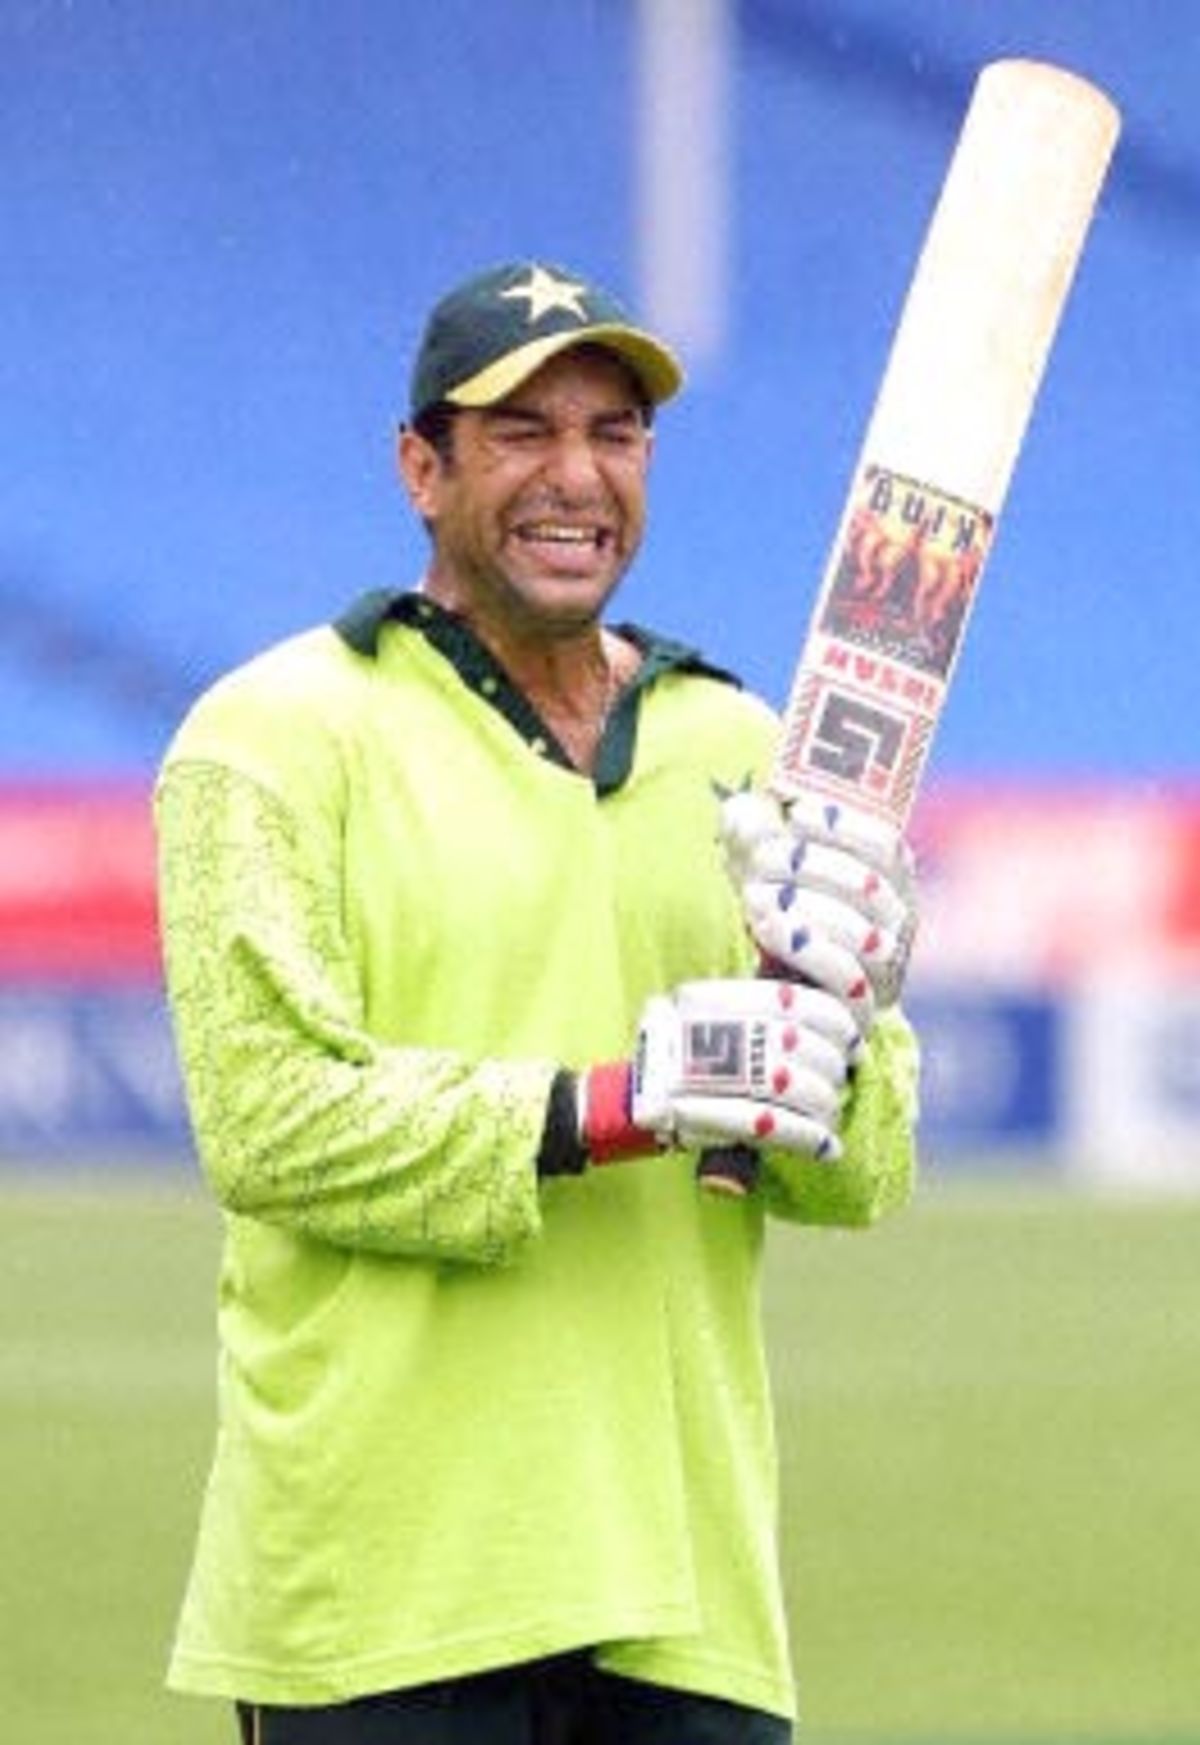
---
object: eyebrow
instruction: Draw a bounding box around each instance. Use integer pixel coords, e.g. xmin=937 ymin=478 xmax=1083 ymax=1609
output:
xmin=480 ymin=404 xmax=647 ymax=431
xmin=480 ymin=406 xmax=546 ymax=428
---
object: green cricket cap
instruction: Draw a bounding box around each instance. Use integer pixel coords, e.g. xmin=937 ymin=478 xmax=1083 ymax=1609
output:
xmin=408 ymin=260 xmax=684 ymax=421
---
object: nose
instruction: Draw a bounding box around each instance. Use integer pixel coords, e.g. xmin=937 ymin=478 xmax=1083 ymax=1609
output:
xmin=542 ymin=429 xmax=603 ymax=497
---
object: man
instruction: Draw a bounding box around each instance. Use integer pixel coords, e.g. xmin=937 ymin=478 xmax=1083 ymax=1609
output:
xmin=157 ymin=260 xmax=920 ymax=1744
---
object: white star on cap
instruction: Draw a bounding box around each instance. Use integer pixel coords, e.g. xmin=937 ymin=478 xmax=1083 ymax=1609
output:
xmin=499 ymin=266 xmax=589 ymax=324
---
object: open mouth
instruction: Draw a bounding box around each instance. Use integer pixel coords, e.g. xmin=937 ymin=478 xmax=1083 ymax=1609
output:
xmin=514 ymin=520 xmax=613 ymax=553
xmin=523 ymin=509 xmax=617 ymax=537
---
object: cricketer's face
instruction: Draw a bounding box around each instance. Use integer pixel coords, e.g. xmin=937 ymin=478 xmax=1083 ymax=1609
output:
xmin=400 ymin=347 xmax=653 ymax=640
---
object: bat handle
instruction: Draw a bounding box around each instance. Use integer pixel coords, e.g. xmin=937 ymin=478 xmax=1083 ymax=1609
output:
xmin=697 ymin=1141 xmax=761 ymax=1197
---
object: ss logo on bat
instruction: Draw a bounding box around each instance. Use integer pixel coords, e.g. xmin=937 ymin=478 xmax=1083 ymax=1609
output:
xmin=809 ymin=695 xmax=905 ymax=784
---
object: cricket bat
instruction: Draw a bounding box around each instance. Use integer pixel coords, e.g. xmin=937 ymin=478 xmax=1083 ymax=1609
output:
xmin=699 ymin=58 xmax=1120 ymax=1193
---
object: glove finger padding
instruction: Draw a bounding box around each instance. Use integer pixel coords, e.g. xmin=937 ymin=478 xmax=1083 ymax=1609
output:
xmin=719 ymin=787 xmax=918 ymax=1012
xmin=632 ymin=979 xmax=859 ymax=1161
xmin=742 ymin=886 xmax=905 ymax=1023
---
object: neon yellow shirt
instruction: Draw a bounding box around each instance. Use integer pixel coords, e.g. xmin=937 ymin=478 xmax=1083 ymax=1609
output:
xmin=156 ymin=594 xmax=918 ymax=1718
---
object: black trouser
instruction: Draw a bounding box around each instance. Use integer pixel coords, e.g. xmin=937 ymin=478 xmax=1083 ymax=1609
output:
xmin=235 ymin=1651 xmax=792 ymax=1744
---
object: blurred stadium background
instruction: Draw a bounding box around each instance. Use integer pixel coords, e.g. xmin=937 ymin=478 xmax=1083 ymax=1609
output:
xmin=2 ymin=2 xmax=1198 ymax=1740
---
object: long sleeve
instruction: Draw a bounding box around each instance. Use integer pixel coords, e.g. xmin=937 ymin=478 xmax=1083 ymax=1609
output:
xmin=156 ymin=760 xmax=553 ymax=1264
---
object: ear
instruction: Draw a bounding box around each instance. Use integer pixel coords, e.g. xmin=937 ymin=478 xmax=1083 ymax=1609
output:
xmin=397 ymin=426 xmax=445 ymax=519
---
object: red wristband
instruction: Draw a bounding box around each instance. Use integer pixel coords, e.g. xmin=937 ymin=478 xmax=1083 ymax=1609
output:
xmin=582 ymin=1061 xmax=659 ymax=1164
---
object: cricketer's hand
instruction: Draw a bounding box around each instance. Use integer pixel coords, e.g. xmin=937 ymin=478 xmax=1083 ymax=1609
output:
xmin=719 ymin=787 xmax=918 ymax=1030
xmin=580 ymin=978 xmax=861 ymax=1165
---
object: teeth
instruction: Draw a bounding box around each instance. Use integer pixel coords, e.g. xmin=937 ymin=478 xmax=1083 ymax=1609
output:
xmin=520 ymin=524 xmax=600 ymax=544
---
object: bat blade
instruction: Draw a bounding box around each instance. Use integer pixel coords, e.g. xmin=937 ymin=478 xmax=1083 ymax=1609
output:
xmin=700 ymin=59 xmax=1120 ymax=1195
xmin=773 ymin=59 xmax=1120 ymax=829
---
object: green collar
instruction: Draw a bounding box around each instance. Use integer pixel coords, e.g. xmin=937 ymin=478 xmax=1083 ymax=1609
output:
xmin=332 ymin=588 xmax=740 ymax=797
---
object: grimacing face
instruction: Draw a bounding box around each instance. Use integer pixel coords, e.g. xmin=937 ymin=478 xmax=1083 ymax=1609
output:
xmin=399 ymin=347 xmax=654 ymax=640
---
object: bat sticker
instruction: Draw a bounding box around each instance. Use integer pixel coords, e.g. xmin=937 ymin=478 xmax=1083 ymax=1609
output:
xmin=821 ymin=465 xmax=993 ymax=679
xmin=777 ymin=672 xmax=931 ymax=815
xmin=808 ymin=692 xmax=906 ymax=782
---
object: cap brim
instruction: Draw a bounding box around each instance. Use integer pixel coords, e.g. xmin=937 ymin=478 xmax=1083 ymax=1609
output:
xmin=444 ymin=323 xmax=684 ymax=410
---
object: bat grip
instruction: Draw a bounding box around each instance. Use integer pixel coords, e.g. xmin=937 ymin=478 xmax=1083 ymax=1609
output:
xmin=697 ymin=1141 xmax=761 ymax=1197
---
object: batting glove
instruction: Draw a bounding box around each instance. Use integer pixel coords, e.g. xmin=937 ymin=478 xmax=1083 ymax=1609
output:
xmin=578 ymin=978 xmax=861 ymax=1165
xmin=719 ymin=787 xmax=918 ymax=1029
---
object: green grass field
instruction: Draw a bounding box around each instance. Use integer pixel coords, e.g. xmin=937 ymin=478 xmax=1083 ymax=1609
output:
xmin=2 ymin=1174 xmax=1198 ymax=1744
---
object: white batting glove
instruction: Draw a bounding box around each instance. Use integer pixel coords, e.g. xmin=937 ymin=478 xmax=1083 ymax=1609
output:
xmin=625 ymin=977 xmax=860 ymax=1161
xmin=719 ymin=787 xmax=918 ymax=1029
